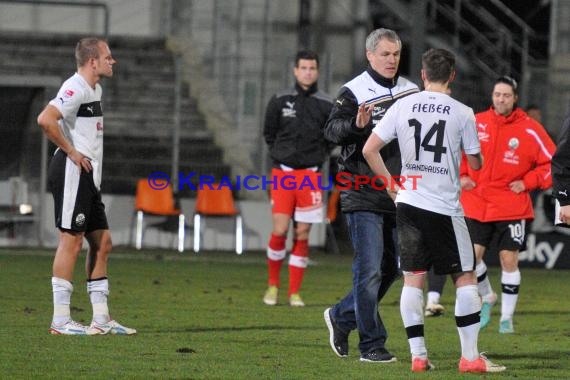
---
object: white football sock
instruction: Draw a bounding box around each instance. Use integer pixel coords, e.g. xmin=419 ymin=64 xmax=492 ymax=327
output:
xmin=455 ymin=285 xmax=480 ymax=361
xmin=52 ymin=277 xmax=73 ymax=325
xmin=87 ymin=278 xmax=110 ymax=324
xmin=427 ymin=291 xmax=441 ymax=305
xmin=401 ymin=285 xmax=427 ymax=358
xmin=501 ymin=270 xmax=521 ymax=321
xmin=476 ymin=261 xmax=494 ymax=299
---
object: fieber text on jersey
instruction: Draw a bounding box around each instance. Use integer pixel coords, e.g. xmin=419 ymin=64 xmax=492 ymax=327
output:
xmin=412 ymin=102 xmax=451 ymax=114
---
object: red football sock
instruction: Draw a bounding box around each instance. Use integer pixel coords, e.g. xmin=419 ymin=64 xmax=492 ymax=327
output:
xmin=288 ymin=239 xmax=309 ymax=296
xmin=267 ymin=234 xmax=286 ymax=287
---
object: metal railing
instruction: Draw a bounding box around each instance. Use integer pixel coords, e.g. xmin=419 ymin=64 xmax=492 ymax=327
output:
xmin=459 ymin=0 xmax=539 ymax=103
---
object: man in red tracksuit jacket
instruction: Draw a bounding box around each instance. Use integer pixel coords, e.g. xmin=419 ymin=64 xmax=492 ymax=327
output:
xmin=459 ymin=76 xmax=556 ymax=334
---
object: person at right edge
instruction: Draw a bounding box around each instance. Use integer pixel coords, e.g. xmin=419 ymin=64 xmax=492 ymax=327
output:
xmin=459 ymin=76 xmax=556 ymax=333
xmin=323 ymin=28 xmax=419 ymax=363
xmin=552 ymin=103 xmax=570 ymax=225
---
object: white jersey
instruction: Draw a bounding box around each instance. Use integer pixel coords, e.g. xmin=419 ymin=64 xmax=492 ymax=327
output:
xmin=49 ymin=73 xmax=104 ymax=189
xmin=373 ymin=91 xmax=480 ymax=216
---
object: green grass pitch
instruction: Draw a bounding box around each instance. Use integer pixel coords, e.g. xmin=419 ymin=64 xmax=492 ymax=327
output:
xmin=1 ymin=248 xmax=569 ymax=379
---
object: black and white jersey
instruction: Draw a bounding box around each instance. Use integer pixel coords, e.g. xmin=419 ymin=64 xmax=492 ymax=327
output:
xmin=49 ymin=73 xmax=104 ymax=189
xmin=324 ymin=67 xmax=419 ymax=214
xmin=373 ymin=91 xmax=480 ymax=216
xmin=344 ymin=71 xmax=419 ymax=124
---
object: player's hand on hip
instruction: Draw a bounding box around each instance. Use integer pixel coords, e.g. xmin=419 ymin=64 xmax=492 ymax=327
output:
xmin=69 ymin=149 xmax=92 ymax=173
xmin=387 ymin=189 xmax=397 ymax=201
xmin=356 ymin=103 xmax=372 ymax=129
xmin=387 ymin=183 xmax=399 ymax=202
xmin=460 ymin=176 xmax=476 ymax=190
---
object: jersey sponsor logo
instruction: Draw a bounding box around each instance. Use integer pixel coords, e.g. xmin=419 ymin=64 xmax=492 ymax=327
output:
xmin=372 ymin=105 xmax=386 ymax=117
xmin=282 ymin=101 xmax=296 ymax=118
xmin=503 ymin=150 xmax=519 ymax=164
xmin=503 ymin=138 xmax=520 ymax=164
xmin=477 ymin=123 xmax=490 ymax=142
xmin=64 ymin=89 xmax=75 ymax=98
xmin=478 ymin=131 xmax=490 ymax=142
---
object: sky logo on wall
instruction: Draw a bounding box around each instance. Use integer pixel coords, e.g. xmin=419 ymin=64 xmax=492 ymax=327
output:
xmin=519 ymin=234 xmax=564 ymax=269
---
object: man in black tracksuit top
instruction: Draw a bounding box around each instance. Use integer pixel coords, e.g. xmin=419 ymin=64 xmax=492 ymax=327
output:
xmin=262 ymin=50 xmax=333 ymax=308
xmin=323 ymin=28 xmax=419 ymax=363
xmin=552 ymin=102 xmax=570 ymax=224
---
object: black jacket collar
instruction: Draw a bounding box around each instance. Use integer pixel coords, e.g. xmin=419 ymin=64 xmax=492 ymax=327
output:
xmin=295 ymin=81 xmax=318 ymax=96
xmin=366 ymin=65 xmax=399 ymax=89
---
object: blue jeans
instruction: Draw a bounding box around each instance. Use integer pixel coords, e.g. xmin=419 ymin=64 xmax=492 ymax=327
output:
xmin=331 ymin=211 xmax=400 ymax=355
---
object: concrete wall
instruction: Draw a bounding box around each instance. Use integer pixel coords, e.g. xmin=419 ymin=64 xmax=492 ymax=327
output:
xmin=175 ymin=0 xmax=369 ymax=173
xmin=0 ymin=0 xmax=168 ymax=36
xmin=547 ymin=0 xmax=570 ymax=136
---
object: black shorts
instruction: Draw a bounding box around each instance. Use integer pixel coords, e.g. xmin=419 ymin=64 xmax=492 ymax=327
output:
xmin=396 ymin=202 xmax=476 ymax=275
xmin=48 ymin=149 xmax=108 ymax=233
xmin=465 ymin=218 xmax=526 ymax=252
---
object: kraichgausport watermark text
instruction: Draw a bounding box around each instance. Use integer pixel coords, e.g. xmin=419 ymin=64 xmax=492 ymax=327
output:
xmin=147 ymin=171 xmax=422 ymax=191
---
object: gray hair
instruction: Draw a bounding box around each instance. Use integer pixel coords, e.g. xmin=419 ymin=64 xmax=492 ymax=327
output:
xmin=365 ymin=28 xmax=401 ymax=52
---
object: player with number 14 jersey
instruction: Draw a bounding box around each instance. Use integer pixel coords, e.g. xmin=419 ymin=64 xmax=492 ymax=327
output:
xmin=373 ymin=91 xmax=480 ymax=216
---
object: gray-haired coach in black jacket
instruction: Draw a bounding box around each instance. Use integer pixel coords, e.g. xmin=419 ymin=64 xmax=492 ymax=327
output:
xmin=323 ymin=28 xmax=419 ymax=363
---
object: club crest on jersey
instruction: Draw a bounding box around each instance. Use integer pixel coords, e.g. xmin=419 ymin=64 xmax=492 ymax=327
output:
xmin=282 ymin=102 xmax=296 ymax=118
xmin=75 ymin=213 xmax=85 ymax=227
xmin=503 ymin=137 xmax=520 ymax=165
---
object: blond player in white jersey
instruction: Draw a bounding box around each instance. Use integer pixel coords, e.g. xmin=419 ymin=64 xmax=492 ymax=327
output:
xmin=362 ymin=48 xmax=505 ymax=373
xmin=38 ymin=37 xmax=135 ymax=336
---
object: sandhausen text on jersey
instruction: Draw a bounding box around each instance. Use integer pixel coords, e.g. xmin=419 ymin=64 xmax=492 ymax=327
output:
xmin=405 ymin=163 xmax=449 ymax=175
